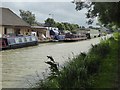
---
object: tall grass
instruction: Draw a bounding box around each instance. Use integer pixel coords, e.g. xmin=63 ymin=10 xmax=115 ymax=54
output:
xmin=31 ymin=33 xmax=120 ymax=89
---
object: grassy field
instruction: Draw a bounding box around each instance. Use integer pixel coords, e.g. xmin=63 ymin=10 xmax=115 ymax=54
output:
xmin=31 ymin=32 xmax=120 ymax=89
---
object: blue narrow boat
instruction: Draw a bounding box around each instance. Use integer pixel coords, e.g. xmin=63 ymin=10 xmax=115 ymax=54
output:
xmin=0 ymin=35 xmax=38 ymax=50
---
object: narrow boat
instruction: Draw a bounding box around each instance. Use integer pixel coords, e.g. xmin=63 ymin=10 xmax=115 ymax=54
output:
xmin=0 ymin=35 xmax=38 ymax=50
xmin=64 ymin=34 xmax=87 ymax=42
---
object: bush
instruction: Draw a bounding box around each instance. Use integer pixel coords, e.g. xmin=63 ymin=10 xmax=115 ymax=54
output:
xmin=86 ymin=55 xmax=101 ymax=75
xmin=90 ymin=42 xmax=110 ymax=58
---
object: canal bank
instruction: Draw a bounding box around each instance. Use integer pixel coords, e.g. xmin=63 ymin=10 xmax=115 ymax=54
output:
xmin=2 ymin=37 xmax=102 ymax=88
xmin=33 ymin=33 xmax=119 ymax=89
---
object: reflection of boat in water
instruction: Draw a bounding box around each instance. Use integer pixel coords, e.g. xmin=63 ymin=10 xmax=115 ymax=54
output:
xmin=0 ymin=35 xmax=38 ymax=50
xmin=63 ymin=34 xmax=87 ymax=42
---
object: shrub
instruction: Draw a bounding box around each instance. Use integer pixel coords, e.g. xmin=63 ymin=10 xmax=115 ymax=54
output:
xmin=90 ymin=41 xmax=110 ymax=58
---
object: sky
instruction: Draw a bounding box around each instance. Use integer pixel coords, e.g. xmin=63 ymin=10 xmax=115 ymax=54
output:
xmin=1 ymin=1 xmax=99 ymax=27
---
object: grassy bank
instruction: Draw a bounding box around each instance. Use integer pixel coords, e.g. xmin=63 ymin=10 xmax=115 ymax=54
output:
xmin=31 ymin=33 xmax=120 ymax=89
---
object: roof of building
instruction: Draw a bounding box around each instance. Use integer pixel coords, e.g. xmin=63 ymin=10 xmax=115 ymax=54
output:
xmin=0 ymin=7 xmax=30 ymax=27
xmin=31 ymin=26 xmax=47 ymax=29
xmin=35 ymin=22 xmax=45 ymax=27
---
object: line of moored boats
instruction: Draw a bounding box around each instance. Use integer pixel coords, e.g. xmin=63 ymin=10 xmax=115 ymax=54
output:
xmin=0 ymin=33 xmax=98 ymax=50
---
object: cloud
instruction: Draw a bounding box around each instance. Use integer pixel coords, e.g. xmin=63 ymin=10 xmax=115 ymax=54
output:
xmin=2 ymin=0 xmax=40 ymax=2
xmin=2 ymin=0 xmax=72 ymax=2
xmin=2 ymin=2 xmax=98 ymax=27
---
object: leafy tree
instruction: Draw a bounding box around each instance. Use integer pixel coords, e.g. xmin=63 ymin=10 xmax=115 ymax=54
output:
xmin=72 ymin=24 xmax=80 ymax=29
xmin=69 ymin=24 xmax=74 ymax=30
xmin=74 ymin=1 xmax=120 ymax=28
xmin=44 ymin=18 xmax=80 ymax=33
xmin=69 ymin=24 xmax=79 ymax=33
xmin=62 ymin=23 xmax=71 ymax=30
xmin=45 ymin=18 xmax=56 ymax=27
xmin=56 ymin=22 xmax=65 ymax=32
xmin=19 ymin=10 xmax=36 ymax=25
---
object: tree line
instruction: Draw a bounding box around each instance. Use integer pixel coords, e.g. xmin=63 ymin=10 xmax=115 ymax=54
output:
xmin=19 ymin=10 xmax=83 ymax=34
xmin=44 ymin=18 xmax=81 ymax=33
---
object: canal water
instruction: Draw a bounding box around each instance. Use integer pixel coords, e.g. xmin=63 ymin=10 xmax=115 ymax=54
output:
xmin=1 ymin=38 xmax=101 ymax=88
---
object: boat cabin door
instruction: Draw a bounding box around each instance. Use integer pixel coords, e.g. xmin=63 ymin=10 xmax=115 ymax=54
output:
xmin=0 ymin=39 xmax=7 ymax=48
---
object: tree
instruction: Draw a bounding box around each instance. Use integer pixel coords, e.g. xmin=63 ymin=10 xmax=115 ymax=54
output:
xmin=62 ymin=23 xmax=71 ymax=30
xmin=72 ymin=24 xmax=80 ymax=29
xmin=19 ymin=10 xmax=36 ymax=25
xmin=71 ymin=24 xmax=80 ymax=33
xmin=74 ymin=1 xmax=120 ymax=28
xmin=56 ymin=22 xmax=65 ymax=32
xmin=45 ymin=18 xmax=56 ymax=27
xmin=44 ymin=18 xmax=80 ymax=33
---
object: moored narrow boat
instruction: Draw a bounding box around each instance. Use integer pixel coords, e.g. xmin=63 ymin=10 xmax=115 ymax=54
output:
xmin=63 ymin=34 xmax=87 ymax=42
xmin=0 ymin=35 xmax=38 ymax=50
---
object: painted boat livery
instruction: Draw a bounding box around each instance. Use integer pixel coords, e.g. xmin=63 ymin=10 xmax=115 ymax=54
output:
xmin=0 ymin=35 xmax=38 ymax=50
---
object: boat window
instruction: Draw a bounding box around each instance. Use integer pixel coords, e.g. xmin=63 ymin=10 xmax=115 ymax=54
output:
xmin=15 ymin=38 xmax=19 ymax=44
xmin=31 ymin=37 xmax=36 ymax=41
xmin=29 ymin=37 xmax=32 ymax=42
xmin=18 ymin=38 xmax=22 ymax=43
xmin=24 ymin=38 xmax=27 ymax=42
xmin=8 ymin=38 xmax=15 ymax=45
xmin=21 ymin=38 xmax=25 ymax=43
xmin=26 ymin=37 xmax=30 ymax=42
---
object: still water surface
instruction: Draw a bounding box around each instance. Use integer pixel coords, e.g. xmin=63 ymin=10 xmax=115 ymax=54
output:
xmin=1 ymin=38 xmax=100 ymax=88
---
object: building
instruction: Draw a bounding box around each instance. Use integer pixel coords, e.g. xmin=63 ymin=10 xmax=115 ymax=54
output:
xmin=76 ymin=28 xmax=90 ymax=35
xmin=0 ymin=8 xmax=31 ymax=37
xmin=31 ymin=26 xmax=50 ymax=40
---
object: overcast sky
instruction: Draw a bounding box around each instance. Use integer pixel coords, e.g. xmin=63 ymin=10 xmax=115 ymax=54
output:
xmin=1 ymin=1 xmax=98 ymax=27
